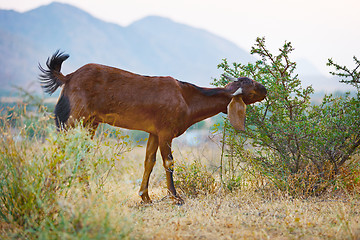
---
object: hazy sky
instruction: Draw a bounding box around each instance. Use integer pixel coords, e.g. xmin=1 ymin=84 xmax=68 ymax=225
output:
xmin=1 ymin=0 xmax=359 ymax=76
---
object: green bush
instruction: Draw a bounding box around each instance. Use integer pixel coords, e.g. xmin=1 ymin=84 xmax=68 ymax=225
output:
xmin=214 ymin=37 xmax=360 ymax=196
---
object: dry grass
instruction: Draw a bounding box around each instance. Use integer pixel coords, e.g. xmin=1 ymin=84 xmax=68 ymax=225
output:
xmin=83 ymin=144 xmax=360 ymax=240
xmin=127 ymin=193 xmax=360 ymax=240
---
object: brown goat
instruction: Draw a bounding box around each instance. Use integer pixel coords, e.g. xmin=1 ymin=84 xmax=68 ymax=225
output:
xmin=39 ymin=51 xmax=267 ymax=204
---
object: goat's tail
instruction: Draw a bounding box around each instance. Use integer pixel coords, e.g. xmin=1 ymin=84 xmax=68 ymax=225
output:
xmin=39 ymin=50 xmax=69 ymax=95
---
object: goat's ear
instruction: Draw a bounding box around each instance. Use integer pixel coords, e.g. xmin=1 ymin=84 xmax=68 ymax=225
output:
xmin=227 ymin=96 xmax=246 ymax=131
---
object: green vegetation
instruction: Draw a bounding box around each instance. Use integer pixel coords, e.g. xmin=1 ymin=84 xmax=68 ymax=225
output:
xmin=213 ymin=37 xmax=360 ymax=197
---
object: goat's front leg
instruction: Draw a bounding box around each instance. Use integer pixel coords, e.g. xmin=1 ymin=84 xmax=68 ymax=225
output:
xmin=139 ymin=133 xmax=159 ymax=203
xmin=159 ymin=139 xmax=184 ymax=205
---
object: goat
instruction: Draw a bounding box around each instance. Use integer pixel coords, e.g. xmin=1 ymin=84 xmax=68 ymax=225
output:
xmin=39 ymin=50 xmax=267 ymax=204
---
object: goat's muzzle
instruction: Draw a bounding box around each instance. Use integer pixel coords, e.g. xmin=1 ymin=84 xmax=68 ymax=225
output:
xmin=258 ymin=84 xmax=267 ymax=100
xmin=242 ymin=83 xmax=267 ymax=105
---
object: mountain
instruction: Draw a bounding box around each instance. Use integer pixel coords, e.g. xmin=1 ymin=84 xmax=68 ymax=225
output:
xmin=0 ymin=2 xmax=351 ymax=96
xmin=295 ymin=58 xmax=353 ymax=92
xmin=0 ymin=2 xmax=253 ymax=94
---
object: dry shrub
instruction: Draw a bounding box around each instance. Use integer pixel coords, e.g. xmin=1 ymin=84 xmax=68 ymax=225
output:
xmin=284 ymin=163 xmax=337 ymax=198
xmin=174 ymin=160 xmax=218 ymax=198
xmin=0 ymin=103 xmax=134 ymax=239
xmin=337 ymin=157 xmax=360 ymax=194
xmin=0 ymin=134 xmax=56 ymax=228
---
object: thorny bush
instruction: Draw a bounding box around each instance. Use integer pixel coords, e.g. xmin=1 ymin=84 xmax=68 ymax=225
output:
xmin=213 ymin=37 xmax=360 ymax=197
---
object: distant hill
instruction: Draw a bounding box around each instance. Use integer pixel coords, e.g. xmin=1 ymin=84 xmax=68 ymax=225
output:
xmin=0 ymin=2 xmax=253 ymax=94
xmin=295 ymin=58 xmax=353 ymax=92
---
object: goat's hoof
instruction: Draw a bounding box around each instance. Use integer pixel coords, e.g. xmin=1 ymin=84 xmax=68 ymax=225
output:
xmin=140 ymin=191 xmax=152 ymax=204
xmin=140 ymin=201 xmax=153 ymax=206
xmin=141 ymin=198 xmax=152 ymax=205
xmin=172 ymin=195 xmax=184 ymax=205
xmin=140 ymin=196 xmax=153 ymax=206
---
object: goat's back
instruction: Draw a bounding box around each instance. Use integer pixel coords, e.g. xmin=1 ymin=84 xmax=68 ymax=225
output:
xmin=61 ymin=64 xmax=188 ymax=136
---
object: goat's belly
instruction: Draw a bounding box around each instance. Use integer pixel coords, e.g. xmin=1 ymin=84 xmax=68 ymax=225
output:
xmin=98 ymin=112 xmax=157 ymax=133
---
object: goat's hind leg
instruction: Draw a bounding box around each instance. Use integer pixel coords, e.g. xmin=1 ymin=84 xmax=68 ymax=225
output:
xmin=159 ymin=139 xmax=184 ymax=205
xmin=139 ymin=133 xmax=159 ymax=203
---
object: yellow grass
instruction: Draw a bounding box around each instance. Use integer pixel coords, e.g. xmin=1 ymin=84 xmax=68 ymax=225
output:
xmin=81 ymin=145 xmax=360 ymax=240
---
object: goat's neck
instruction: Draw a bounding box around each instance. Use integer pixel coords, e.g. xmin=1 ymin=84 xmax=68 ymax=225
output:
xmin=183 ymin=85 xmax=231 ymax=126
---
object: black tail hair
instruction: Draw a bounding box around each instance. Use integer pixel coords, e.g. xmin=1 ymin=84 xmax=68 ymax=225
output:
xmin=55 ymin=94 xmax=71 ymax=130
xmin=39 ymin=50 xmax=69 ymax=95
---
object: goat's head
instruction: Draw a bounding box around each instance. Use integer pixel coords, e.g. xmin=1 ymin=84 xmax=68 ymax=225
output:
xmin=223 ymin=75 xmax=267 ymax=131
